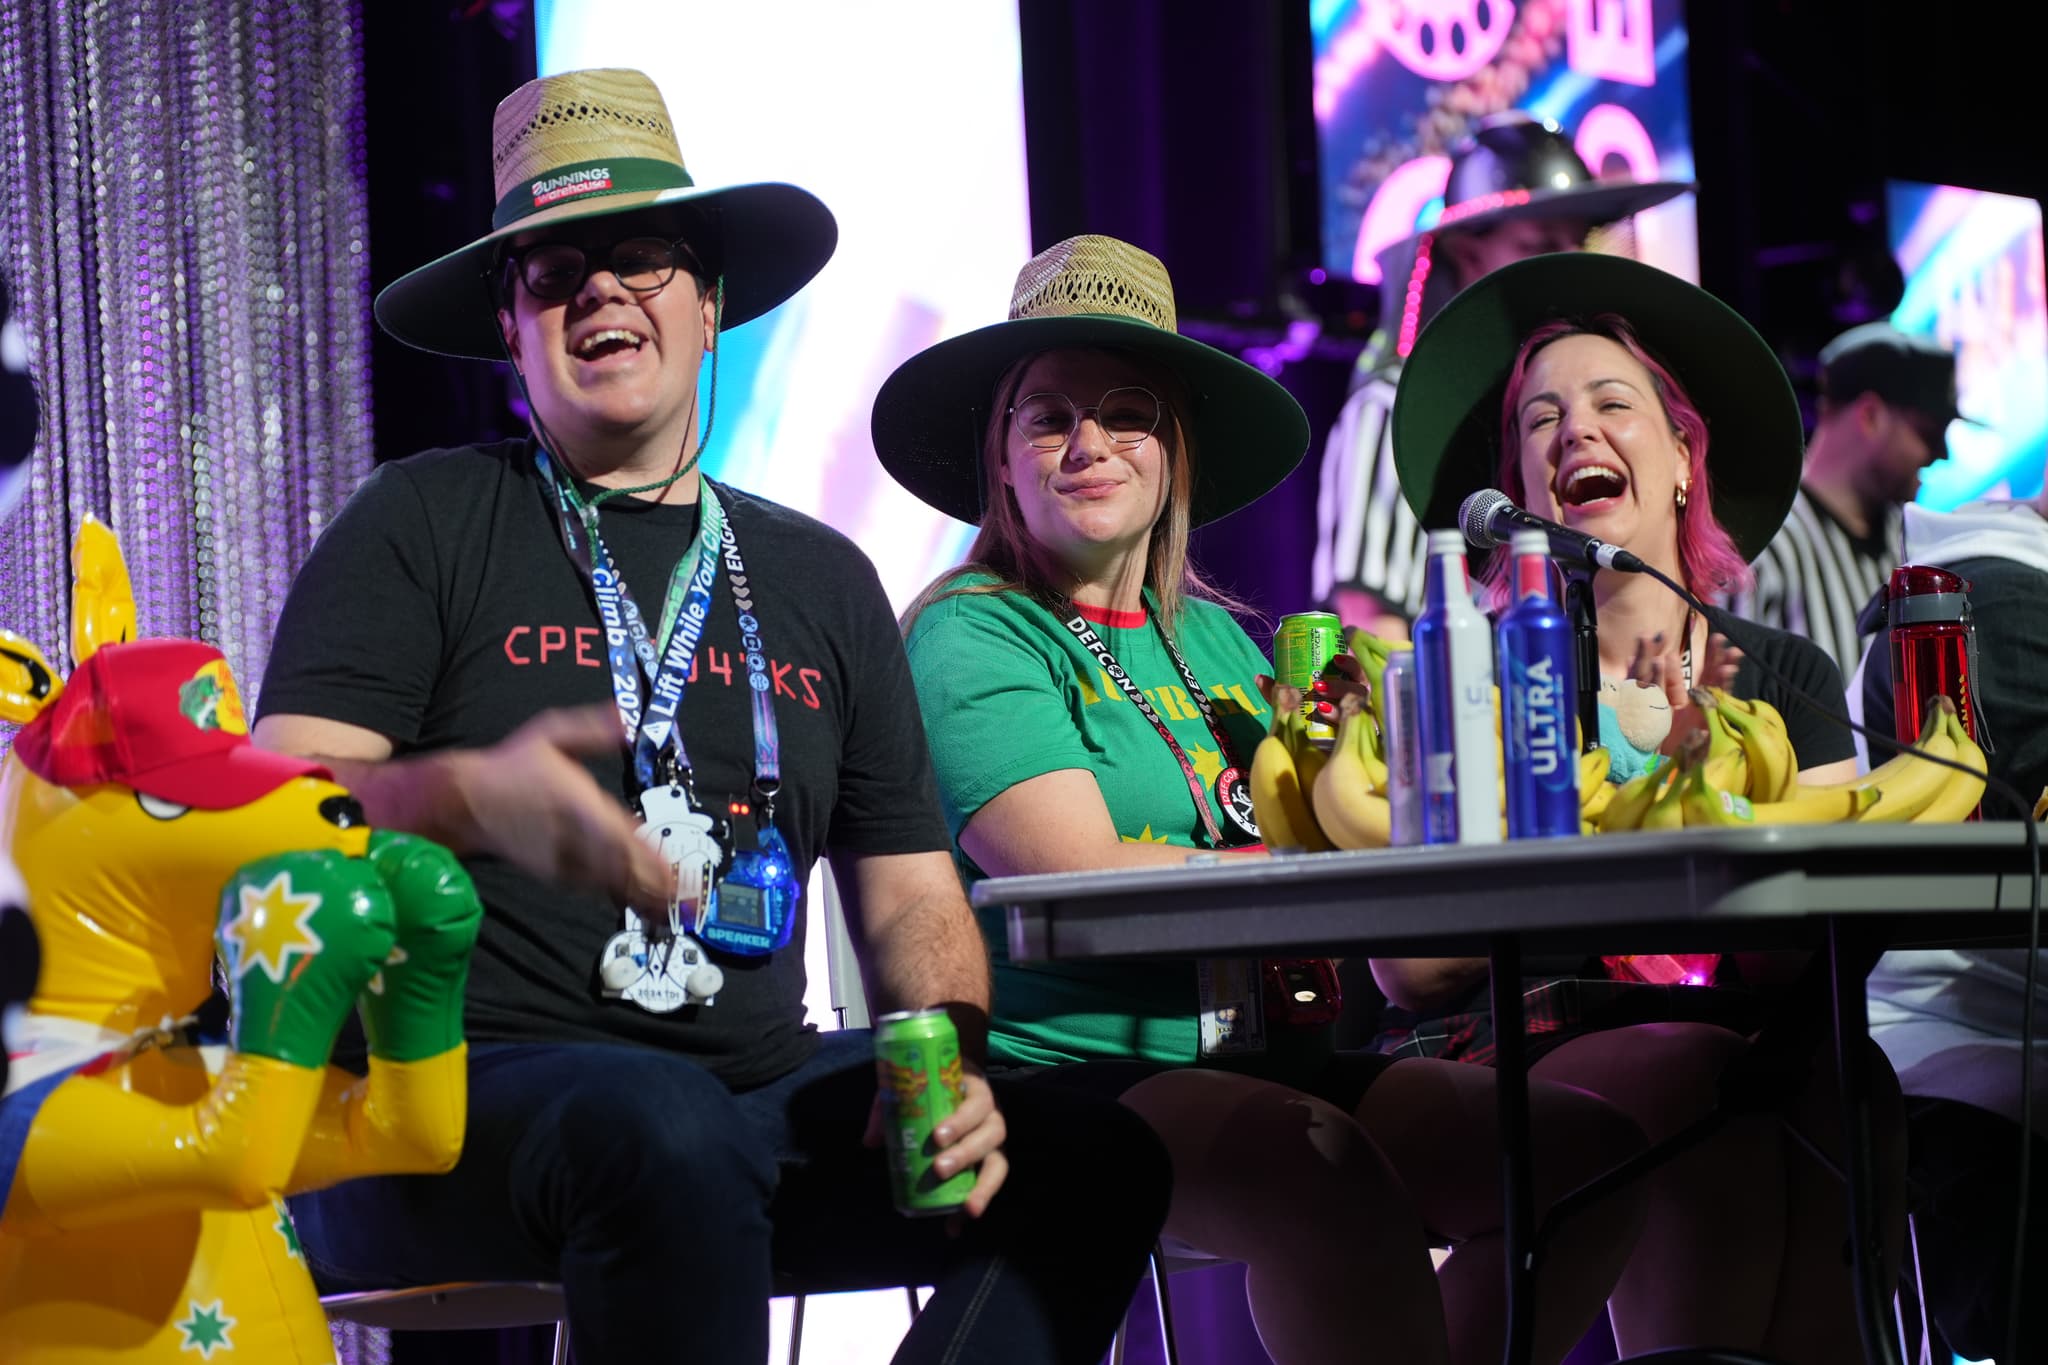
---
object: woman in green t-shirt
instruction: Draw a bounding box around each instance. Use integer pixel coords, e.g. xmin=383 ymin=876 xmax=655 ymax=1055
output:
xmin=872 ymin=234 xmax=1647 ymax=1365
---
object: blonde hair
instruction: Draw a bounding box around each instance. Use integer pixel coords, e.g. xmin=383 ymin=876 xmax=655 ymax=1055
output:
xmin=899 ymin=348 xmax=1251 ymax=638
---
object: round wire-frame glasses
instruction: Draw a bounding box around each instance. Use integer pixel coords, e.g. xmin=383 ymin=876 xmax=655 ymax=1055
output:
xmin=1008 ymin=387 xmax=1161 ymax=451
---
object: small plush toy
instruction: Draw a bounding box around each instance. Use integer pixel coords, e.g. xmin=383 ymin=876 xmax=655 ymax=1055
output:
xmin=1602 ymin=674 xmax=1674 ymax=754
xmin=0 ymin=518 xmax=483 ymax=1363
xmin=1596 ymin=674 xmax=1676 ymax=785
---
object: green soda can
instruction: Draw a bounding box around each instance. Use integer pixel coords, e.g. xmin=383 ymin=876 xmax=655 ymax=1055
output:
xmin=1275 ymin=611 xmax=1345 ymax=740
xmin=875 ymin=1007 xmax=976 ymax=1216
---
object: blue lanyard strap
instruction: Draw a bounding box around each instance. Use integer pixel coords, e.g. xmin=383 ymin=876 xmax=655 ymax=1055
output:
xmin=720 ymin=511 xmax=782 ymax=796
xmin=633 ymin=483 xmax=721 ymax=788
xmin=535 ymin=450 xmax=780 ymax=802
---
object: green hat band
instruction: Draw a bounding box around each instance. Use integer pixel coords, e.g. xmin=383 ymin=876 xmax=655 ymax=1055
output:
xmin=492 ymin=156 xmax=694 ymax=231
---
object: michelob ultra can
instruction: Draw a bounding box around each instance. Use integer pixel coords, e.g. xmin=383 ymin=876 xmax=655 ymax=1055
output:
xmin=1275 ymin=611 xmax=1345 ymax=741
xmin=1498 ymin=530 xmax=1581 ymax=838
xmin=875 ymin=1007 xmax=976 ymax=1216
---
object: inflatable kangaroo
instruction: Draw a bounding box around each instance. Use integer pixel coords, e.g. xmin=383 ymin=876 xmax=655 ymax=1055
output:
xmin=0 ymin=517 xmax=482 ymax=1363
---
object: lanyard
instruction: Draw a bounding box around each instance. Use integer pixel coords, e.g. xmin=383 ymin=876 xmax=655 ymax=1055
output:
xmin=535 ymin=450 xmax=781 ymax=805
xmin=1060 ymin=602 xmax=1249 ymax=848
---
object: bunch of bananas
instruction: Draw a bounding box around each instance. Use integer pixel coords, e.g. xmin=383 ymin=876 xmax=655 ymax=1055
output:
xmin=1246 ymin=629 xmax=1993 ymax=850
xmin=1247 ymin=629 xmax=1612 ymax=852
xmin=1595 ymin=688 xmax=1987 ymax=831
xmin=1248 ymin=681 xmax=1335 ymax=853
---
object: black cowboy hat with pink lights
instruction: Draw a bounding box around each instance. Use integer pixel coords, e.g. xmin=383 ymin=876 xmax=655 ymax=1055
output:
xmin=1424 ymin=113 xmax=1692 ymax=242
xmin=1375 ymin=113 xmax=1695 ymax=357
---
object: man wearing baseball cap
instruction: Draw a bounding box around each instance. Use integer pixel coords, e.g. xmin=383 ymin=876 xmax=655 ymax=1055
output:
xmin=1739 ymin=321 xmax=1983 ymax=678
xmin=1314 ymin=112 xmax=1693 ymax=637
xmin=254 ymin=67 xmax=1167 ymax=1364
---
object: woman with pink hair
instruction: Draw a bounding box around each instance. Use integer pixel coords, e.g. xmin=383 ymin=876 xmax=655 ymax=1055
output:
xmin=1376 ymin=251 xmax=1903 ymax=1362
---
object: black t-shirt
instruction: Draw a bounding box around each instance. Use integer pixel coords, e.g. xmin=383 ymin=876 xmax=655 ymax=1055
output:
xmin=259 ymin=439 xmax=951 ymax=1089
xmin=1723 ymin=613 xmax=1858 ymax=771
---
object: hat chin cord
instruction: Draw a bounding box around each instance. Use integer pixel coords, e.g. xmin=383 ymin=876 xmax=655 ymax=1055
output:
xmin=498 ymin=275 xmax=726 ymax=510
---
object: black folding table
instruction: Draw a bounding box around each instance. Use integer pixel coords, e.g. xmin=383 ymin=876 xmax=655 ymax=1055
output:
xmin=976 ymin=822 xmax=2041 ymax=1365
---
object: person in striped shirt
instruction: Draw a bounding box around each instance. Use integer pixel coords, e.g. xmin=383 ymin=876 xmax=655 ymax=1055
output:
xmin=1735 ymin=322 xmax=1980 ymax=676
xmin=1313 ymin=113 xmax=1691 ymax=637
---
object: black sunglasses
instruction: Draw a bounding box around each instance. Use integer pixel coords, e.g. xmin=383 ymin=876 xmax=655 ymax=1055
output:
xmin=497 ymin=236 xmax=706 ymax=302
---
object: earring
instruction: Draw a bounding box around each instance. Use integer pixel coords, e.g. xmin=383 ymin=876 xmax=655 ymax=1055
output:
xmin=1676 ymin=484 xmax=1690 ymax=509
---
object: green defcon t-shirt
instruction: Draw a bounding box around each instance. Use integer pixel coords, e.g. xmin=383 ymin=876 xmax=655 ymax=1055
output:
xmin=905 ymin=578 xmax=1273 ymax=1067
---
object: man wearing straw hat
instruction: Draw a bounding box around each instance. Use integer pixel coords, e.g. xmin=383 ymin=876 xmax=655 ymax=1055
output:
xmin=255 ymin=68 xmax=1169 ymax=1364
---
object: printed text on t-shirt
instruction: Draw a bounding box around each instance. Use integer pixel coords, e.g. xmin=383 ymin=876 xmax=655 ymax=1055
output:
xmin=501 ymin=624 xmax=824 ymax=709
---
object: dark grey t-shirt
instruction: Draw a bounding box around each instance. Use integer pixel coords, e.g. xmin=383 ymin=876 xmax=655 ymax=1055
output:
xmin=260 ymin=439 xmax=950 ymax=1089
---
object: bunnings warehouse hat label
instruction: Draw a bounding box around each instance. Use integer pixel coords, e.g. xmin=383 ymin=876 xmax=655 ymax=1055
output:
xmin=533 ymin=166 xmax=612 ymax=208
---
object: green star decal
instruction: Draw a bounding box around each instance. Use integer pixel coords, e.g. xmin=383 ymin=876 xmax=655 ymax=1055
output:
xmin=175 ymin=1299 xmax=236 ymax=1358
xmin=275 ymin=1201 xmax=304 ymax=1262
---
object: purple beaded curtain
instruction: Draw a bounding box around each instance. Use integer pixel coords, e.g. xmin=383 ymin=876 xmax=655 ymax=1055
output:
xmin=0 ymin=0 xmax=371 ymax=707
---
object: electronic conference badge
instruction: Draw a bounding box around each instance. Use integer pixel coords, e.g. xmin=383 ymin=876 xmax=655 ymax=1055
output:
xmin=627 ymin=781 xmax=798 ymax=962
xmin=700 ymin=817 xmax=799 ymax=957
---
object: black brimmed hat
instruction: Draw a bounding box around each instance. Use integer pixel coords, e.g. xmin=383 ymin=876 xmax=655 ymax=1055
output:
xmin=1391 ymin=251 xmax=1804 ymax=562
xmin=1419 ymin=113 xmax=1692 ymax=243
xmin=1820 ymin=321 xmax=1986 ymax=461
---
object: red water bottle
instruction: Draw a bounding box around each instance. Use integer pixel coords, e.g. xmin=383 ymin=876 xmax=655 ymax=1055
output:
xmin=1885 ymin=564 xmax=1981 ymax=820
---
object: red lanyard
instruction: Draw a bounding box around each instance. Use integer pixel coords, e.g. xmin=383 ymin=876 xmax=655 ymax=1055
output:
xmin=1060 ymin=605 xmax=1256 ymax=848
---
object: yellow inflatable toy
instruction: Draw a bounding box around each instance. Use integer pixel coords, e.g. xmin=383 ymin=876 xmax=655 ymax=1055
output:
xmin=0 ymin=517 xmax=483 ymax=1363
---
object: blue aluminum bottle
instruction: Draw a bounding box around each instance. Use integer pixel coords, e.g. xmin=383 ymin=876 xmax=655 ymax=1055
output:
xmin=1498 ymin=530 xmax=1581 ymax=839
xmin=1413 ymin=529 xmax=1499 ymax=845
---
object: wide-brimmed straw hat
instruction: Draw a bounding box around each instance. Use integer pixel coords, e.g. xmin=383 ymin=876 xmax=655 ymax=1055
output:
xmin=872 ymin=235 xmax=1309 ymax=527
xmin=375 ymin=68 xmax=837 ymax=360
xmin=1390 ymin=251 xmax=1804 ymax=562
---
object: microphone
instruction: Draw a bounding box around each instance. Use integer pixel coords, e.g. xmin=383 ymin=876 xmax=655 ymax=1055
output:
xmin=1458 ymin=488 xmax=1648 ymax=574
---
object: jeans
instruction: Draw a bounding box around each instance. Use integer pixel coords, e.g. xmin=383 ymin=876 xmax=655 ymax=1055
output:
xmin=292 ymin=1030 xmax=1171 ymax=1365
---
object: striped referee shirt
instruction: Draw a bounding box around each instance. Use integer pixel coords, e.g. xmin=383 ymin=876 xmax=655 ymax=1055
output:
xmin=1734 ymin=486 xmax=1901 ymax=680
xmin=1314 ymin=362 xmax=1432 ymax=617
